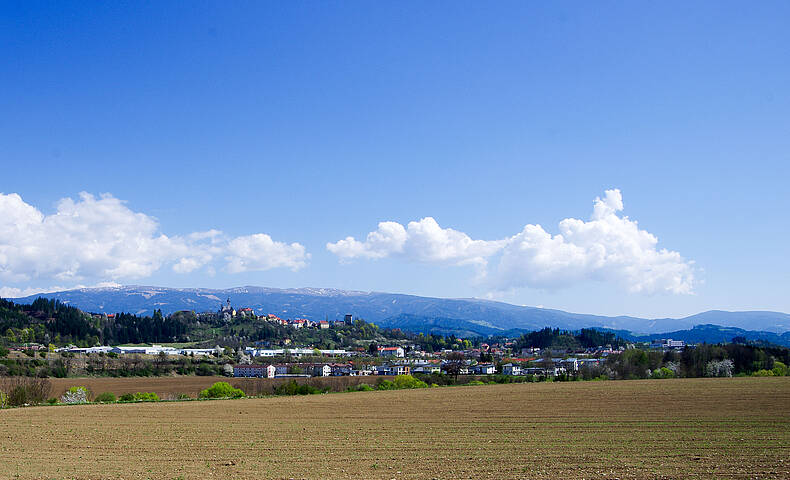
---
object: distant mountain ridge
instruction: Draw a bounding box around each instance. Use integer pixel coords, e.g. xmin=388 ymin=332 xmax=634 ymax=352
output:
xmin=8 ymin=285 xmax=790 ymax=339
xmin=600 ymin=324 xmax=790 ymax=347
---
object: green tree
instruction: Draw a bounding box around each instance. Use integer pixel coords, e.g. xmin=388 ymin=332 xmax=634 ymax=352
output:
xmin=391 ymin=374 xmax=429 ymax=389
xmin=199 ymin=382 xmax=244 ymax=399
xmin=94 ymin=392 xmax=117 ymax=402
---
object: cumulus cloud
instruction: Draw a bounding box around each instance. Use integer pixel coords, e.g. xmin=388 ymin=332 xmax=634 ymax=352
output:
xmin=494 ymin=189 xmax=694 ymax=294
xmin=0 ymin=192 xmax=309 ymax=286
xmin=226 ymin=234 xmax=309 ymax=273
xmin=327 ymin=189 xmax=695 ymax=294
xmin=328 ymin=217 xmax=504 ymax=268
xmin=328 ymin=221 xmax=407 ymax=260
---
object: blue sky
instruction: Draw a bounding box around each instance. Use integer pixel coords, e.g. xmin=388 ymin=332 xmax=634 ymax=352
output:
xmin=1 ymin=1 xmax=789 ymax=318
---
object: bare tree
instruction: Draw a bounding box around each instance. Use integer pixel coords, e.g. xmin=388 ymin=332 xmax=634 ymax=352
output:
xmin=0 ymin=377 xmax=51 ymax=406
xmin=444 ymin=352 xmax=465 ymax=381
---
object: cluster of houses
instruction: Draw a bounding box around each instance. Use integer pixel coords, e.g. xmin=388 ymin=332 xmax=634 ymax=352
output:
xmin=412 ymin=357 xmax=602 ymax=377
xmin=49 ymin=338 xmax=615 ymax=380
xmin=383 ymin=342 xmax=627 ymax=362
xmin=410 ymin=362 xmax=496 ymax=375
xmin=231 ymin=355 xmax=608 ymax=379
xmin=233 ymin=363 xmax=361 ymax=378
xmin=232 ymin=362 xmax=412 ymax=378
xmin=7 ymin=344 xmax=48 ymax=352
xmin=52 ymin=342 xmax=617 ymax=378
xmin=208 ymin=299 xmax=354 ymax=330
xmin=500 ymin=357 xmax=603 ymax=377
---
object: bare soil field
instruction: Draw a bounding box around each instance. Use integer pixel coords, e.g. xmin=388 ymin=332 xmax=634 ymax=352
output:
xmin=2 ymin=377 xmax=789 ymax=479
xmin=47 ymin=375 xmax=384 ymax=399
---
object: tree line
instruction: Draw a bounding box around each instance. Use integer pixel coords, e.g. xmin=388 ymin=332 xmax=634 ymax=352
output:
xmin=514 ymin=327 xmax=627 ymax=350
xmin=1 ymin=298 xmax=196 ymax=346
xmin=583 ymin=343 xmax=790 ymax=380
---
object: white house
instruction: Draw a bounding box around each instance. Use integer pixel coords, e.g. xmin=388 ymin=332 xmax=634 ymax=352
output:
xmin=379 ymin=347 xmax=405 ymax=358
xmin=502 ymin=363 xmax=521 ymax=376
xmin=473 ymin=364 xmax=496 ymax=375
xmin=412 ymin=364 xmax=441 ymax=374
xmin=330 ymin=364 xmax=353 ymax=376
xmin=376 ymin=364 xmax=411 ymax=376
xmin=312 ymin=364 xmax=332 ymax=377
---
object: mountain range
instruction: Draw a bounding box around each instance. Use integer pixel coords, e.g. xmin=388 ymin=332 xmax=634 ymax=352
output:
xmin=8 ymin=285 xmax=790 ymax=345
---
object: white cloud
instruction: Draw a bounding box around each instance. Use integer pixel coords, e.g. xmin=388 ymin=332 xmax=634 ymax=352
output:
xmin=327 ymin=221 xmax=407 ymax=260
xmin=172 ymin=257 xmax=206 ymax=274
xmin=495 ymin=189 xmax=694 ymax=294
xmin=226 ymin=234 xmax=309 ymax=273
xmin=327 ymin=217 xmax=504 ymax=268
xmin=0 ymin=192 xmax=309 ymax=286
xmin=404 ymin=218 xmax=506 ymax=267
xmin=0 ymin=286 xmax=54 ymax=299
xmin=327 ymin=189 xmax=695 ymax=295
xmin=0 ymin=282 xmax=121 ymax=300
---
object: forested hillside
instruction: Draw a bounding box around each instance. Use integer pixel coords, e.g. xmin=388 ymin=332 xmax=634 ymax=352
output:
xmin=514 ymin=327 xmax=628 ymax=350
xmin=0 ymin=297 xmax=471 ymax=352
xmin=0 ymin=298 xmax=192 ymax=346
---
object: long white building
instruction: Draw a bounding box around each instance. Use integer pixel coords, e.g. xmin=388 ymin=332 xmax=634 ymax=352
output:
xmin=244 ymin=347 xmax=350 ymax=357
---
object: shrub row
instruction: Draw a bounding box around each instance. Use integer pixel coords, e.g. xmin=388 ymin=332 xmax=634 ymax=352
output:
xmin=376 ymin=375 xmax=429 ymax=390
xmin=119 ymin=392 xmax=160 ymax=402
xmin=0 ymin=377 xmax=51 ymax=406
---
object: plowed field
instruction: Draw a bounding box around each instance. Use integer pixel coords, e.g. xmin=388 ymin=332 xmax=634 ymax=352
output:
xmin=2 ymin=377 xmax=789 ymax=479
